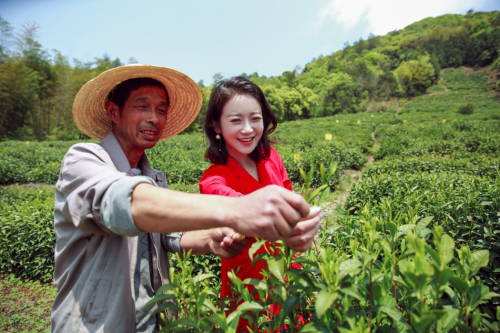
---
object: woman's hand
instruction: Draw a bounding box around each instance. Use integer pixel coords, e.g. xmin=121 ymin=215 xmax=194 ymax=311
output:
xmin=209 ymin=227 xmax=249 ymax=258
xmin=282 ymin=206 xmax=322 ymax=251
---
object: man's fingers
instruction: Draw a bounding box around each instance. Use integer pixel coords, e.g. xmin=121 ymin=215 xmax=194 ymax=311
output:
xmin=285 ymin=218 xmax=321 ymax=251
xmin=300 ymin=206 xmax=322 ymax=221
xmin=275 ymin=187 xmax=310 ymax=218
xmin=292 ymin=215 xmax=321 ymax=236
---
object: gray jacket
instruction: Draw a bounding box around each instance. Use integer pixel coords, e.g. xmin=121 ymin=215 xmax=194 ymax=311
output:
xmin=51 ymin=132 xmax=183 ymax=333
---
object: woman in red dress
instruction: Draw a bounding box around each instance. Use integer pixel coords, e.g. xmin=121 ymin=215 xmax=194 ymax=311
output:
xmin=199 ymin=77 xmax=321 ymax=332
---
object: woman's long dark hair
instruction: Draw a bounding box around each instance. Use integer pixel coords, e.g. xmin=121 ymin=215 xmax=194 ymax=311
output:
xmin=203 ymin=76 xmax=277 ymax=165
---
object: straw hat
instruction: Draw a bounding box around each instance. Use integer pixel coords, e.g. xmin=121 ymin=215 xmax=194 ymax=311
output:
xmin=73 ymin=64 xmax=202 ymax=141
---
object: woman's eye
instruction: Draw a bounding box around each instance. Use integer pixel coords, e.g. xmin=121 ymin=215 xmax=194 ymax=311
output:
xmin=230 ymin=119 xmax=240 ymax=123
xmin=253 ymin=117 xmax=262 ymax=121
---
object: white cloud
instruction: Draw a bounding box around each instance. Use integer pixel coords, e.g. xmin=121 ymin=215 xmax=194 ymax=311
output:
xmin=316 ymin=0 xmax=491 ymax=36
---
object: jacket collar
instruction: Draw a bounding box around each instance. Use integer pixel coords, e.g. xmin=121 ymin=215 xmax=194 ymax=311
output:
xmin=100 ymin=131 xmax=157 ymax=180
xmin=225 ymin=155 xmax=271 ymax=190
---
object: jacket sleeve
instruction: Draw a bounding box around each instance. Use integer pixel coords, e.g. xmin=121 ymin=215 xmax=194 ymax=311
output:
xmin=56 ymin=143 xmax=152 ymax=236
xmin=199 ymin=166 xmax=244 ymax=198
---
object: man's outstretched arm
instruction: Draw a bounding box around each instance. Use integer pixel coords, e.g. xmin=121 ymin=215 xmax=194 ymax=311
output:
xmin=131 ymin=184 xmax=311 ymax=241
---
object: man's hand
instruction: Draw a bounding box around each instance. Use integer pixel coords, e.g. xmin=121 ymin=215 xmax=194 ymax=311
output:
xmin=283 ymin=207 xmax=322 ymax=251
xmin=229 ymin=185 xmax=311 ymax=241
xmin=208 ymin=228 xmax=249 ymax=258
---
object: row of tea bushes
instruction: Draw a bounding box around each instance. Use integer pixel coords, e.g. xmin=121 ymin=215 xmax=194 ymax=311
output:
xmin=0 ymin=187 xmax=56 ymax=282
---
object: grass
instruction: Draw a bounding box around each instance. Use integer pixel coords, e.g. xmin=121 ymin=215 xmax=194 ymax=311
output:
xmin=0 ymin=274 xmax=56 ymax=332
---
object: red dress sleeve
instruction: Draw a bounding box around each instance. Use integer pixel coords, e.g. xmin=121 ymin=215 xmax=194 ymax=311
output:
xmin=199 ymin=165 xmax=243 ymax=197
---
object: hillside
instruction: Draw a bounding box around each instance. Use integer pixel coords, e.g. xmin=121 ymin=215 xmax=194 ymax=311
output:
xmin=0 ymin=11 xmax=499 ymax=140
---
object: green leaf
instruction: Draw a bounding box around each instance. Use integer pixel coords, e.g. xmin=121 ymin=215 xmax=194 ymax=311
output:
xmin=328 ymin=162 xmax=338 ymax=179
xmin=268 ymin=257 xmax=285 ymax=283
xmin=283 ymin=295 xmax=300 ymax=316
xmin=385 ymin=222 xmax=398 ymax=239
xmin=203 ymin=298 xmax=217 ymax=313
xmin=300 ymin=322 xmax=330 ymax=333
xmin=315 ymin=290 xmax=338 ymax=317
xmin=320 ymin=164 xmax=326 ymax=184
xmin=151 ymin=302 xmax=179 ymax=316
xmin=242 ymin=278 xmax=268 ymax=291
xmin=438 ymin=234 xmax=455 ymax=266
xmin=468 ymin=283 xmax=490 ymax=311
xmin=470 ymin=250 xmax=489 ymax=276
xmin=416 ymin=216 xmax=433 ymax=234
xmin=155 ymin=283 xmax=178 ymax=295
xmin=437 ymin=309 xmax=459 ymax=333
xmin=318 ymin=187 xmax=330 ymax=205
xmin=236 ymin=301 xmax=264 ymax=312
xmin=307 ymin=165 xmax=314 ymax=183
xmin=379 ymin=239 xmax=392 ymax=254
xmin=171 ymin=317 xmax=197 ymax=328
xmin=142 ymin=294 xmax=176 ymax=311
xmin=449 ymin=276 xmax=469 ymax=294
xmin=226 ymin=310 xmax=240 ymax=326
xmin=340 ymin=285 xmax=362 ymax=301
xmin=248 ymin=239 xmax=266 ymax=261
xmin=299 ymin=167 xmax=307 ymax=183
xmin=396 ymin=224 xmax=416 ymax=239
xmin=193 ymin=273 xmax=216 ymax=283
xmin=307 ymin=184 xmax=329 ymax=204
xmin=381 ymin=305 xmax=410 ymax=332
xmin=339 ymin=259 xmax=362 ymax=279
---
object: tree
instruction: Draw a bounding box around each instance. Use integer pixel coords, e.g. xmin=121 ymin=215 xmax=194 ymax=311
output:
xmin=261 ymin=84 xmax=318 ymax=122
xmin=376 ymin=71 xmax=398 ymax=100
xmin=0 ymin=16 xmax=13 ymax=62
xmin=321 ymin=73 xmax=363 ymax=115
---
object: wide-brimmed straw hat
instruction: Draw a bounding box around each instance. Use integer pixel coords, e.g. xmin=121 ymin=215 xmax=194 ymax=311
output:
xmin=73 ymin=64 xmax=202 ymax=141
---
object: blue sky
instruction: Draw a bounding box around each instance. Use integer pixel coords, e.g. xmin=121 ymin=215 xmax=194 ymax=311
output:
xmin=2 ymin=0 xmax=499 ymax=85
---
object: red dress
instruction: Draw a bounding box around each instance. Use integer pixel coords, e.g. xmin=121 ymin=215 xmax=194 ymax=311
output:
xmin=199 ymin=147 xmax=292 ymax=332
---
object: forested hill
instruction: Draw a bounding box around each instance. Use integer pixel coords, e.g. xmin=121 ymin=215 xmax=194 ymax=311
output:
xmin=1 ymin=11 xmax=499 ymax=141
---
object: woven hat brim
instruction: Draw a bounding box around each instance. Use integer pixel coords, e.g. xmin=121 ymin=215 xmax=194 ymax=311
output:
xmin=73 ymin=65 xmax=202 ymax=141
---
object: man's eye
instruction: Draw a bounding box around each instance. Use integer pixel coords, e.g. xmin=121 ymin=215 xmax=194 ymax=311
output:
xmin=157 ymin=108 xmax=167 ymax=114
xmin=136 ymin=104 xmax=148 ymax=109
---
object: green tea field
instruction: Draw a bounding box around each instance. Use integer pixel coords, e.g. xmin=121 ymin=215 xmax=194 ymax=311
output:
xmin=1 ymin=67 xmax=499 ymax=332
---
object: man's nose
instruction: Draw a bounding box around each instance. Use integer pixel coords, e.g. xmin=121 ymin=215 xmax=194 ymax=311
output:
xmin=147 ymin=110 xmax=159 ymax=124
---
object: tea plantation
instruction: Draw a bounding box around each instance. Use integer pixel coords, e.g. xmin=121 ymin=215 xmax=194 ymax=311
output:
xmin=1 ymin=67 xmax=499 ymax=332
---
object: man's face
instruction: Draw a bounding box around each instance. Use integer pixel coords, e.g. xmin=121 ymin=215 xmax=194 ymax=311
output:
xmin=111 ymin=85 xmax=168 ymax=153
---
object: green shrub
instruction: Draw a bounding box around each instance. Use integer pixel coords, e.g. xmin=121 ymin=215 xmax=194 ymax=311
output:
xmin=458 ymin=103 xmax=474 ymax=114
xmin=346 ymin=171 xmax=500 ymax=300
xmin=0 ymin=187 xmax=56 ymax=282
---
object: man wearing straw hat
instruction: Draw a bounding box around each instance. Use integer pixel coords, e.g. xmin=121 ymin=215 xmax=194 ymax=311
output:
xmin=51 ymin=65 xmax=319 ymax=333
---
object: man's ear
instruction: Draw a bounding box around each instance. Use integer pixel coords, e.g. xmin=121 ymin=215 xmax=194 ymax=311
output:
xmin=105 ymin=100 xmax=120 ymax=124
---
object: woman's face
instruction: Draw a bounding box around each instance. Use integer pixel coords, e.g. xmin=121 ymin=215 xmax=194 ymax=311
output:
xmin=217 ymin=94 xmax=264 ymax=161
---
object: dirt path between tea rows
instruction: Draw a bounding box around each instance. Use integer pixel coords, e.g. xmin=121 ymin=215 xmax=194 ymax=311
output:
xmin=321 ymin=132 xmax=377 ymax=218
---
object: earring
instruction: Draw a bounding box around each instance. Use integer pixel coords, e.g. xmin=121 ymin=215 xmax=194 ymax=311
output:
xmin=215 ymin=133 xmax=221 ymax=151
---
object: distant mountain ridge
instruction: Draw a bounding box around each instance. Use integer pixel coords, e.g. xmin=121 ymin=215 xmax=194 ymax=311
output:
xmin=198 ymin=11 xmax=499 ymax=125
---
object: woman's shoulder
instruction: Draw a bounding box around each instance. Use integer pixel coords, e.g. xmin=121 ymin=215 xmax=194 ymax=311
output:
xmin=267 ymin=146 xmax=284 ymax=165
xmin=200 ymin=163 xmax=233 ymax=181
xmin=199 ymin=163 xmax=243 ymax=196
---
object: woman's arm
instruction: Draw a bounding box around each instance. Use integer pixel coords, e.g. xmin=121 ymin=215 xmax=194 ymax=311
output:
xmin=180 ymin=228 xmax=249 ymax=258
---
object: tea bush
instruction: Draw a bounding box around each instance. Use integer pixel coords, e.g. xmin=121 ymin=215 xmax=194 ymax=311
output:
xmin=0 ymin=187 xmax=56 ymax=282
xmin=149 ymin=209 xmax=500 ymax=332
xmin=458 ymin=103 xmax=474 ymax=115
